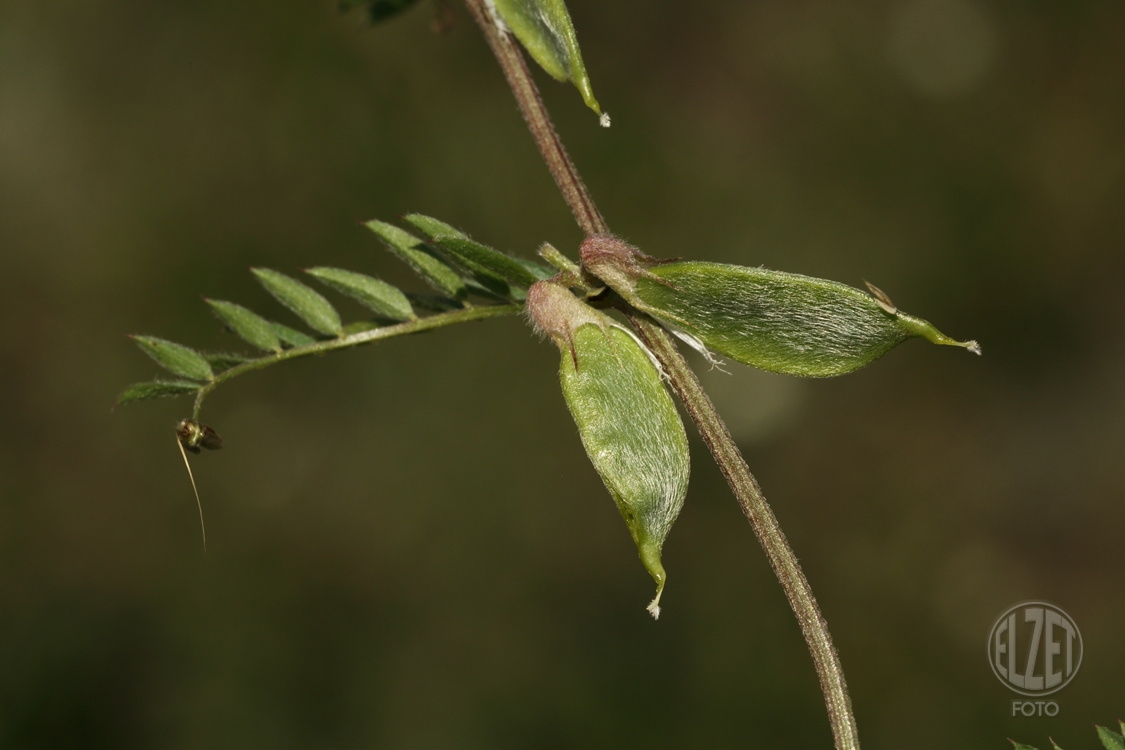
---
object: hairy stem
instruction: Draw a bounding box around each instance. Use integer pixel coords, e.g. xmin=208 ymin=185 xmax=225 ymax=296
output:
xmin=192 ymin=303 xmax=520 ymax=420
xmin=628 ymin=313 xmax=860 ymax=750
xmin=463 ymin=3 xmax=860 ymax=747
xmin=462 ymin=0 xmax=607 ymax=236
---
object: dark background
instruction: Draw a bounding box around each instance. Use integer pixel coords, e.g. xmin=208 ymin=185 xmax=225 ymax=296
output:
xmin=1 ymin=0 xmax=1122 ymax=747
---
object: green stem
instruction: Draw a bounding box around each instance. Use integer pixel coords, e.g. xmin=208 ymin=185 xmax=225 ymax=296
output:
xmin=192 ymin=303 xmax=520 ymax=420
xmin=463 ymin=3 xmax=860 ymax=747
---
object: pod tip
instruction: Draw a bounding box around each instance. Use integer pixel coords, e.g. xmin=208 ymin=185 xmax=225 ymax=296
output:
xmin=645 ymin=574 xmax=665 ymax=620
xmin=599 ymin=112 xmax=612 ymax=128
xmin=638 ymin=542 xmax=666 ymax=620
xmin=901 ymin=314 xmax=982 ymax=357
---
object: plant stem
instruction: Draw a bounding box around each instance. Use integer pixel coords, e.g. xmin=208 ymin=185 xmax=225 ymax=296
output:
xmin=463 ymin=3 xmax=860 ymax=747
xmin=627 ymin=313 xmax=860 ymax=750
xmin=462 ymin=0 xmax=607 ymax=236
xmin=192 ymin=303 xmax=520 ymax=420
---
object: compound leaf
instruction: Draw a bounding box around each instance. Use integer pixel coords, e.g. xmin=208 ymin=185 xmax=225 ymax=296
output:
xmin=252 ymin=268 xmax=343 ymax=337
xmin=130 ymin=336 xmax=214 ymax=381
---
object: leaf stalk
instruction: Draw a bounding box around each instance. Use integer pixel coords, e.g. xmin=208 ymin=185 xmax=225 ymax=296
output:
xmin=192 ymin=303 xmax=520 ymax=419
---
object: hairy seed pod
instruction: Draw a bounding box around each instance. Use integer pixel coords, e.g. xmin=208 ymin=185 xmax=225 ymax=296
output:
xmin=527 ymin=280 xmax=689 ymax=618
xmin=581 ymin=235 xmax=980 ymax=377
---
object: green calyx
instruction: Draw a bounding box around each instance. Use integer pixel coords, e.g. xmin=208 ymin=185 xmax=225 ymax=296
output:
xmin=580 ymin=235 xmax=980 ymax=377
xmin=526 ymin=280 xmax=689 ymax=617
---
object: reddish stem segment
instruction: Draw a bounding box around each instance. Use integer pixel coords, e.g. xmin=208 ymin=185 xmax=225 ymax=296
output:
xmin=627 ymin=312 xmax=860 ymax=750
xmin=462 ymin=2 xmax=860 ymax=747
xmin=462 ymin=0 xmax=607 ymax=236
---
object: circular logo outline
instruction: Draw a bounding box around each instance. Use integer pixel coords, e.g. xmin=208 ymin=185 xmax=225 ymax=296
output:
xmin=987 ymin=600 xmax=1082 ymax=697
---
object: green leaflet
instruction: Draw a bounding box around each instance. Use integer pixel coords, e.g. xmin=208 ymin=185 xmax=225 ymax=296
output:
xmin=115 ymin=380 xmax=201 ymax=407
xmin=271 ymin=322 xmax=315 ymax=348
xmin=516 ymin=257 xmax=557 ymax=281
xmin=400 ymin=215 xmax=510 ymax=299
xmin=1099 ymin=725 xmax=1125 ymax=750
xmin=405 ymin=292 xmax=463 ymax=313
xmin=130 ymin=336 xmax=214 ymax=382
xmin=580 ymin=236 xmax=979 ymax=377
xmin=527 ymin=280 xmax=689 ymax=618
xmin=490 ymin=0 xmax=606 ymax=123
xmin=402 ymin=214 xmax=540 ymax=290
xmin=252 ymin=268 xmax=343 ymax=338
xmin=206 ymin=299 xmax=282 ymax=353
xmin=203 ymin=351 xmax=253 ymax=373
xmin=342 ymin=320 xmax=384 ymax=335
xmin=365 ymin=220 xmax=467 ymax=301
xmin=306 ymin=267 xmax=415 ymax=322
xmin=1015 ymin=721 xmax=1125 ymax=750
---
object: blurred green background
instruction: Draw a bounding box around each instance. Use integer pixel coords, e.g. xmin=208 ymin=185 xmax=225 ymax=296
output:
xmin=1 ymin=0 xmax=1122 ymax=747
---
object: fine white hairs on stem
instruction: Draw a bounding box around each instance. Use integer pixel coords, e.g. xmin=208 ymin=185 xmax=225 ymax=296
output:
xmin=176 ymin=438 xmax=207 ymax=552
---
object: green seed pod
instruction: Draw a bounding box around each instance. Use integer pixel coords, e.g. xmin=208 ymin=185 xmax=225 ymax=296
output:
xmin=581 ymin=235 xmax=980 ymax=377
xmin=527 ymin=280 xmax=689 ymax=618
